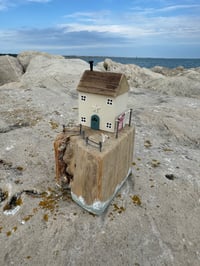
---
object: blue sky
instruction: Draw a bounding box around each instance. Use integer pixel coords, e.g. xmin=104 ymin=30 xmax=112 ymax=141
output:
xmin=0 ymin=0 xmax=200 ymax=58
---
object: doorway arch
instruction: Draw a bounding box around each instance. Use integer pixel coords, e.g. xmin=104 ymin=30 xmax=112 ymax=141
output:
xmin=91 ymin=114 xmax=100 ymax=130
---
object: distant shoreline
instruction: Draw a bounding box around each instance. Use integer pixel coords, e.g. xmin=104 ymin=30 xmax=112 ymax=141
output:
xmin=1 ymin=53 xmax=200 ymax=69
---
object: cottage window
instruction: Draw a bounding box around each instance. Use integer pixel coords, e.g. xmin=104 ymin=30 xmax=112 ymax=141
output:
xmin=107 ymin=99 xmax=113 ymax=105
xmin=106 ymin=122 xmax=112 ymax=129
xmin=81 ymin=117 xmax=86 ymax=123
xmin=81 ymin=95 xmax=87 ymax=101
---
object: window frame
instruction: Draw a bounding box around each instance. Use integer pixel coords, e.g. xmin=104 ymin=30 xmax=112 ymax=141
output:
xmin=81 ymin=117 xmax=86 ymax=123
xmin=107 ymin=98 xmax=113 ymax=105
xmin=106 ymin=122 xmax=112 ymax=129
xmin=81 ymin=95 xmax=87 ymax=101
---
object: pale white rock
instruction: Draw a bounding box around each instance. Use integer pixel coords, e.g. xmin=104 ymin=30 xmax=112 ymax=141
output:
xmin=0 ymin=55 xmax=23 ymax=85
xmin=17 ymin=50 xmax=64 ymax=71
xmin=21 ymin=55 xmax=89 ymax=93
xmin=0 ymin=52 xmax=200 ymax=266
xmin=145 ymin=76 xmax=200 ymax=98
xmin=97 ymin=58 xmax=200 ymax=98
xmin=97 ymin=58 xmax=164 ymax=88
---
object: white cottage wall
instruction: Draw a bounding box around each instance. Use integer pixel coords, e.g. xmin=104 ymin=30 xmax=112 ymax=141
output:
xmin=78 ymin=91 xmax=128 ymax=132
xmin=115 ymin=92 xmax=129 ymax=129
xmin=115 ymin=92 xmax=128 ymax=116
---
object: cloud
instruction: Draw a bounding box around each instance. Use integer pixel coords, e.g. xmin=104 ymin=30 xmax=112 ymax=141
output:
xmin=0 ymin=0 xmax=13 ymax=10
xmin=0 ymin=0 xmax=51 ymax=11
xmin=159 ymin=4 xmax=200 ymax=12
xmin=65 ymin=10 xmax=110 ymax=20
xmin=0 ymin=1 xmax=200 ymax=57
xmin=0 ymin=23 xmax=137 ymax=55
xmin=1 ymin=5 xmax=200 ymax=54
xmin=1 ymin=14 xmax=199 ymax=54
xmin=59 ymin=7 xmax=200 ymax=42
xmin=26 ymin=0 xmax=51 ymax=2
xmin=61 ymin=10 xmax=157 ymax=39
xmin=130 ymin=3 xmax=200 ymax=14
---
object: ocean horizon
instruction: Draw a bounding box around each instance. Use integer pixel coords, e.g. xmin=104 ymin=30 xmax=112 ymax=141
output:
xmin=1 ymin=53 xmax=200 ymax=69
xmin=65 ymin=55 xmax=200 ymax=69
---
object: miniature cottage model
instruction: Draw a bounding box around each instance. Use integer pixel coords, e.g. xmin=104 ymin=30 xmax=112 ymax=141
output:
xmin=77 ymin=70 xmax=130 ymax=132
xmin=54 ymin=67 xmax=135 ymax=215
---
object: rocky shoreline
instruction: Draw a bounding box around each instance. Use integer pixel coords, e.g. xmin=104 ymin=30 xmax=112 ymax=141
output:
xmin=0 ymin=51 xmax=200 ymax=265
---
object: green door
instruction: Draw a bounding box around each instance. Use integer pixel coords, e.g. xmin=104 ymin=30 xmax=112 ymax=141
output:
xmin=91 ymin=115 xmax=100 ymax=130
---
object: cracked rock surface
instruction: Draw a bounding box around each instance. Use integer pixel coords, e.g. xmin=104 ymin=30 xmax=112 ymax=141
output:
xmin=0 ymin=52 xmax=200 ymax=266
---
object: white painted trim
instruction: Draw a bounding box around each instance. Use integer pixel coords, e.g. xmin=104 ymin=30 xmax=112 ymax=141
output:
xmin=71 ymin=167 xmax=132 ymax=215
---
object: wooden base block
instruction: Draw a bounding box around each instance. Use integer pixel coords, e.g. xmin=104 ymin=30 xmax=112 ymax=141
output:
xmin=71 ymin=167 xmax=132 ymax=215
xmin=54 ymin=125 xmax=135 ymax=214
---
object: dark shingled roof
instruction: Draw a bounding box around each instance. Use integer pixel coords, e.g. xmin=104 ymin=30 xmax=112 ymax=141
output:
xmin=77 ymin=70 xmax=129 ymax=97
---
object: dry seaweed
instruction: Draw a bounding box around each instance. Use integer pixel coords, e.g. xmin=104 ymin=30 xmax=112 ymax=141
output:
xmin=3 ymin=193 xmax=23 ymax=211
xmin=0 ymin=188 xmax=8 ymax=203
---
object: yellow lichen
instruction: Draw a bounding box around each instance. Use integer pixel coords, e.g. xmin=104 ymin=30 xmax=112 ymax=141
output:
xmin=49 ymin=120 xmax=59 ymax=129
xmin=38 ymin=188 xmax=60 ymax=213
xmin=43 ymin=214 xmax=49 ymax=222
xmin=131 ymin=195 xmax=142 ymax=206
xmin=151 ymin=159 xmax=160 ymax=168
xmin=163 ymin=147 xmax=173 ymax=152
xmin=32 ymin=207 xmax=38 ymax=214
xmin=23 ymin=214 xmax=33 ymax=222
xmin=144 ymin=140 xmax=152 ymax=148
xmin=6 ymin=231 xmax=12 ymax=237
xmin=13 ymin=226 xmax=17 ymax=232
xmin=113 ymin=203 xmax=126 ymax=214
xmin=16 ymin=166 xmax=24 ymax=171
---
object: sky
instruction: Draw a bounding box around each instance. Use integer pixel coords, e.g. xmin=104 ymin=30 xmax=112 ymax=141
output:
xmin=0 ymin=0 xmax=200 ymax=58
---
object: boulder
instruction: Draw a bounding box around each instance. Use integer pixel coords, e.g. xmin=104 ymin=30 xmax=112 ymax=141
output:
xmin=97 ymin=58 xmax=200 ymax=98
xmin=17 ymin=50 xmax=64 ymax=71
xmin=97 ymin=58 xmax=163 ymax=88
xmin=145 ymin=76 xmax=200 ymax=98
xmin=21 ymin=55 xmax=89 ymax=94
xmin=0 ymin=55 xmax=23 ymax=85
xmin=141 ymin=104 xmax=200 ymax=148
xmin=151 ymin=65 xmax=184 ymax=76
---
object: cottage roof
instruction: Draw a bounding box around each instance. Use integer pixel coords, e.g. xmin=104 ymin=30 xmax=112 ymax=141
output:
xmin=77 ymin=70 xmax=129 ymax=97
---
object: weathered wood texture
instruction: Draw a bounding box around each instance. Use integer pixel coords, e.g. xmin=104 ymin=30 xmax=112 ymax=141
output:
xmin=71 ymin=125 xmax=135 ymax=205
xmin=77 ymin=70 xmax=129 ymax=97
xmin=54 ymin=132 xmax=68 ymax=185
xmin=54 ymin=125 xmax=135 ymax=206
xmin=54 ymin=130 xmax=79 ymax=187
xmin=101 ymin=126 xmax=134 ymax=202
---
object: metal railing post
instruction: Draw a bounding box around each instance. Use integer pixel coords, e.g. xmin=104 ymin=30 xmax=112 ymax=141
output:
xmin=99 ymin=142 xmax=102 ymax=152
xmin=129 ymin=108 xmax=133 ymax=126
xmin=115 ymin=120 xmax=119 ymax=138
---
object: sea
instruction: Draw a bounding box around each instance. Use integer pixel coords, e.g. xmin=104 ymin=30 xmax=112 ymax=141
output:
xmin=1 ymin=53 xmax=200 ymax=69
xmin=65 ymin=55 xmax=200 ymax=69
